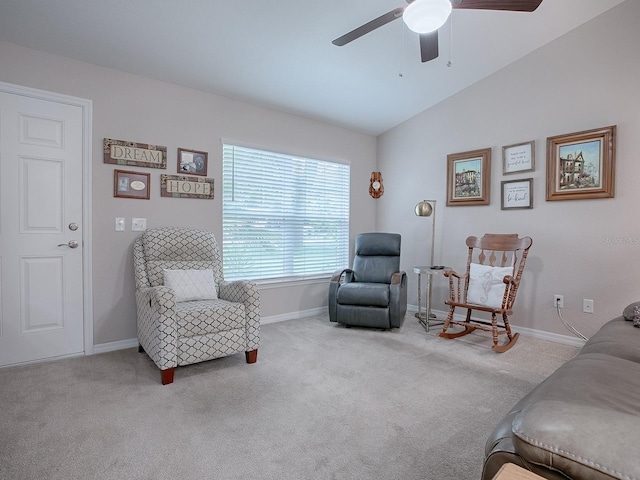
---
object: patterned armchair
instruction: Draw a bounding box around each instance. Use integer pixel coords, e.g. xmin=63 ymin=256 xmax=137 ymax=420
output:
xmin=133 ymin=227 xmax=260 ymax=385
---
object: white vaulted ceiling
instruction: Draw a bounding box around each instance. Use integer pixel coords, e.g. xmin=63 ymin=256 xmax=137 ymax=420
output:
xmin=0 ymin=0 xmax=627 ymax=135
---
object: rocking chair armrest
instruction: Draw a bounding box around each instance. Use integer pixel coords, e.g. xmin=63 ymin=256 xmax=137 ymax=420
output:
xmin=444 ymin=269 xmax=466 ymax=280
xmin=444 ymin=270 xmax=468 ymax=303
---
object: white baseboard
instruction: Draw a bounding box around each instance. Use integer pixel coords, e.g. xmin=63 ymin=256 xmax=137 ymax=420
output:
xmin=261 ymin=307 xmax=326 ymax=324
xmin=94 ymin=306 xmax=585 ymax=354
xmin=407 ymin=304 xmax=586 ymax=348
xmin=93 ymin=338 xmax=139 ymax=354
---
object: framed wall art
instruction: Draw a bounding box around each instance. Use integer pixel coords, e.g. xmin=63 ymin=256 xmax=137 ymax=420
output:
xmin=104 ymin=138 xmax=167 ymax=169
xmin=501 ymin=178 xmax=533 ymax=210
xmin=446 ymin=148 xmax=491 ymax=206
xmin=502 ymin=140 xmax=535 ymax=174
xmin=161 ymin=174 xmax=214 ymax=199
xmin=114 ymin=169 xmax=150 ymax=199
xmin=546 ymin=125 xmax=616 ymax=201
xmin=177 ymin=148 xmax=208 ymax=176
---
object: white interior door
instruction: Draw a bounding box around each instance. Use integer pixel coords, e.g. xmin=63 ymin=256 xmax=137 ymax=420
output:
xmin=0 ymin=90 xmax=85 ymax=366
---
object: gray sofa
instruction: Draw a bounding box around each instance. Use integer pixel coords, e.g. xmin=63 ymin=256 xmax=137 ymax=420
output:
xmin=482 ymin=304 xmax=640 ymax=480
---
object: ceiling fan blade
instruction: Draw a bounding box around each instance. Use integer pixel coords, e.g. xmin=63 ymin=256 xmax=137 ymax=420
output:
xmin=332 ymin=7 xmax=405 ymax=46
xmin=419 ymin=31 xmax=439 ymax=63
xmin=451 ymin=0 xmax=543 ymax=12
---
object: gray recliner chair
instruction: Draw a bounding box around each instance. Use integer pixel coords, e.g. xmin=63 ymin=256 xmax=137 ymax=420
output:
xmin=328 ymin=233 xmax=407 ymax=329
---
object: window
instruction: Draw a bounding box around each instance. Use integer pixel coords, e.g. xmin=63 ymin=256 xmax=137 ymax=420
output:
xmin=222 ymin=144 xmax=350 ymax=282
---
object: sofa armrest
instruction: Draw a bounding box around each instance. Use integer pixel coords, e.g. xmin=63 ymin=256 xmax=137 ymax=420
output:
xmin=512 ymin=400 xmax=640 ymax=480
xmin=219 ymin=280 xmax=261 ymax=350
xmin=135 ymin=286 xmax=178 ymax=370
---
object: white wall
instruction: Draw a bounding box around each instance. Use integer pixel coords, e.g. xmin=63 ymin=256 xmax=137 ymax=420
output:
xmin=0 ymin=41 xmax=377 ymax=345
xmin=378 ymin=0 xmax=640 ymax=339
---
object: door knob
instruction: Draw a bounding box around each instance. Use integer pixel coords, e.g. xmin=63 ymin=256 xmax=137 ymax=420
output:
xmin=58 ymin=240 xmax=79 ymax=249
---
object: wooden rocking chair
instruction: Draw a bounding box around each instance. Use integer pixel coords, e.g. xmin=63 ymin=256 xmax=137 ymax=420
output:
xmin=439 ymin=234 xmax=533 ymax=352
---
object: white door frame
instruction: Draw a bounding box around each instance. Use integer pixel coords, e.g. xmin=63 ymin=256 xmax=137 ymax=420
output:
xmin=0 ymin=81 xmax=94 ymax=356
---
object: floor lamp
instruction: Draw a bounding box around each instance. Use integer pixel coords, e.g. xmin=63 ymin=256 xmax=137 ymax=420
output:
xmin=414 ymin=200 xmax=439 ymax=329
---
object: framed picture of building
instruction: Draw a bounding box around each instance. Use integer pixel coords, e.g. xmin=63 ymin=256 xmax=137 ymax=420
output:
xmin=546 ymin=126 xmax=616 ymax=201
xmin=446 ymin=148 xmax=491 ymax=206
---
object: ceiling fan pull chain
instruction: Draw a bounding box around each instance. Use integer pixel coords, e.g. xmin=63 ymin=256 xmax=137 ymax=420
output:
xmin=398 ymin=21 xmax=406 ymax=78
xmin=447 ymin=12 xmax=454 ymax=67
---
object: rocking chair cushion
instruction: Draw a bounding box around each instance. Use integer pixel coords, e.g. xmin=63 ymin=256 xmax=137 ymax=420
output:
xmin=467 ymin=263 xmax=513 ymax=309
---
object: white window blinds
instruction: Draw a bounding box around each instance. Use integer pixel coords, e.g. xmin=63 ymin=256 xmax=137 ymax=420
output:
xmin=222 ymin=144 xmax=350 ymax=281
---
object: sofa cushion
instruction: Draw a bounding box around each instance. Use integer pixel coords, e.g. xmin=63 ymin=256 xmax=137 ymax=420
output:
xmin=580 ymin=318 xmax=640 ymax=363
xmin=337 ymin=282 xmax=390 ymax=307
xmin=175 ymin=299 xmax=245 ymax=337
xmin=512 ymin=400 xmax=640 ymax=480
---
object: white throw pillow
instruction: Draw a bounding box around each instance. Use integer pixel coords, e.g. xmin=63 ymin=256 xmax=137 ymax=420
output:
xmin=466 ymin=263 xmax=513 ymax=309
xmin=163 ymin=269 xmax=217 ymax=303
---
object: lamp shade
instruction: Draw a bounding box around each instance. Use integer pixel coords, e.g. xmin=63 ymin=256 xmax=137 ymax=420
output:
xmin=402 ymin=0 xmax=452 ymax=34
xmin=414 ymin=200 xmax=433 ymax=217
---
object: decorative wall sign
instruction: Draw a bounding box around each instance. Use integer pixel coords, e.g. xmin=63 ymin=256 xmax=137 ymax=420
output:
xmin=446 ymin=148 xmax=491 ymax=206
xmin=546 ymin=125 xmax=616 ymax=201
xmin=114 ymin=170 xmax=150 ymax=199
xmin=178 ymin=148 xmax=208 ymax=176
xmin=104 ymin=138 xmax=167 ymax=169
xmin=160 ymin=174 xmax=214 ymax=199
xmin=369 ymin=171 xmax=384 ymax=198
xmin=501 ymin=178 xmax=533 ymax=210
xmin=502 ymin=140 xmax=535 ymax=174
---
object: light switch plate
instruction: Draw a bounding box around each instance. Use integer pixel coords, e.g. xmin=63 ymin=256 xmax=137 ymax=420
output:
xmin=131 ymin=218 xmax=147 ymax=232
xmin=115 ymin=217 xmax=125 ymax=232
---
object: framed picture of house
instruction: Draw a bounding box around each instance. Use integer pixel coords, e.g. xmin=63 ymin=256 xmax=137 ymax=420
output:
xmin=177 ymin=148 xmax=208 ymax=176
xmin=446 ymin=148 xmax=491 ymax=206
xmin=546 ymin=126 xmax=616 ymax=201
xmin=502 ymin=140 xmax=534 ymax=174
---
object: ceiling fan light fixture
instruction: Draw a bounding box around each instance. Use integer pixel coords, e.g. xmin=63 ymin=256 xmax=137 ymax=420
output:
xmin=403 ymin=0 xmax=452 ymax=34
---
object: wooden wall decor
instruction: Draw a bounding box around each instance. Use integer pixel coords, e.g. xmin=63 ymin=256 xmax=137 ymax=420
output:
xmin=160 ymin=174 xmax=214 ymax=199
xmin=104 ymin=138 xmax=167 ymax=169
xmin=369 ymin=171 xmax=384 ymax=198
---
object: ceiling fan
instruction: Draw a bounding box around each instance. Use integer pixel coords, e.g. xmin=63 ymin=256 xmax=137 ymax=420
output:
xmin=332 ymin=0 xmax=543 ymax=63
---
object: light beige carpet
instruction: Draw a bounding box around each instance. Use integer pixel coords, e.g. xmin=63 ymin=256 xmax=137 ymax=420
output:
xmin=0 ymin=313 xmax=578 ymax=479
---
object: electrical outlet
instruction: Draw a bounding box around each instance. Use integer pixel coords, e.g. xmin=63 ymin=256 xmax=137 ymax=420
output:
xmin=115 ymin=217 xmax=125 ymax=232
xmin=131 ymin=218 xmax=147 ymax=232
xmin=583 ymin=299 xmax=594 ymax=314
xmin=554 ymin=294 xmax=564 ymax=308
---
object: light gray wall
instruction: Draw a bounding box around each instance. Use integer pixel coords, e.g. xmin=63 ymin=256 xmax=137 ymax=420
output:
xmin=0 ymin=41 xmax=377 ymax=345
xmin=377 ymin=0 xmax=639 ymax=339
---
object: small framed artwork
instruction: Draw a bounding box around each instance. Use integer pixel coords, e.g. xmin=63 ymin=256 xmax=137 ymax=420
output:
xmin=446 ymin=148 xmax=491 ymax=206
xmin=546 ymin=125 xmax=616 ymax=201
xmin=501 ymin=178 xmax=533 ymax=210
xmin=502 ymin=140 xmax=535 ymax=175
xmin=177 ymin=148 xmax=208 ymax=176
xmin=114 ymin=169 xmax=150 ymax=199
